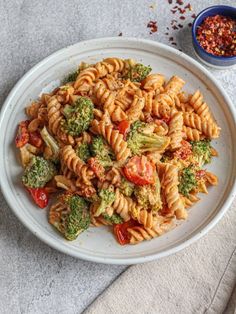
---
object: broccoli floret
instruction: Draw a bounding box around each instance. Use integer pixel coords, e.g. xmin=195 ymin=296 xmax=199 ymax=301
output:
xmin=178 ymin=165 xmax=197 ymax=197
xmin=62 ymin=194 xmax=90 ymax=240
xmin=63 ymin=69 xmax=80 ymax=84
xmin=102 ymin=213 xmax=123 ymax=224
xmin=191 ymin=139 xmax=212 ymax=166
xmin=134 ymin=175 xmax=162 ymax=211
xmin=94 ymin=188 xmax=116 ymax=217
xmin=119 ymin=178 xmax=134 ymax=197
xmin=22 ymin=156 xmax=56 ymax=188
xmin=127 ymin=121 xmax=170 ymax=155
xmin=40 ymin=126 xmax=60 ymax=162
xmin=76 ymin=143 xmax=91 ymax=162
xmin=90 ymin=136 xmax=114 ymax=167
xmin=125 ymin=63 xmax=152 ymax=82
xmin=61 ymin=97 xmax=94 ymax=136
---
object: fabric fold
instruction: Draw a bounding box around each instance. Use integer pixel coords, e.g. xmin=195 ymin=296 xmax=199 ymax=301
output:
xmin=85 ymin=199 xmax=236 ymax=314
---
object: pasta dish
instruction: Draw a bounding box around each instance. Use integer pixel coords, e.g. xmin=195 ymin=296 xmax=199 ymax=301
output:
xmin=14 ymin=57 xmax=220 ymax=245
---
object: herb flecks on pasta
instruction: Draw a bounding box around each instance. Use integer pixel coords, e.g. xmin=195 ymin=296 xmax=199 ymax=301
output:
xmin=15 ymin=57 xmax=220 ymax=245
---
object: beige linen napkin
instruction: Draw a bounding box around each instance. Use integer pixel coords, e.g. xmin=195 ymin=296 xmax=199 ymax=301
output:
xmin=85 ymin=199 xmax=236 ymax=314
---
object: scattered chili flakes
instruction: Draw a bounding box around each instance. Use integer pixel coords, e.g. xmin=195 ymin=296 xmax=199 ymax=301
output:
xmin=171 ymin=9 xmax=177 ymax=14
xmin=185 ymin=3 xmax=192 ymax=11
xmin=178 ymin=8 xmax=186 ymax=14
xmin=168 ymin=0 xmax=173 ymax=4
xmin=196 ymin=15 xmax=236 ymax=57
xmin=173 ymin=25 xmax=178 ymax=30
xmin=147 ymin=20 xmax=158 ymax=34
xmin=191 ymin=14 xmax=196 ymax=18
xmin=176 ymin=0 xmax=183 ymax=5
xmin=188 ymin=23 xmax=192 ymax=27
xmin=180 ymin=16 xmax=185 ymax=20
xmin=118 ymin=32 xmax=123 ymax=36
xmin=171 ymin=42 xmax=177 ymax=46
xmin=169 ymin=37 xmax=174 ymax=41
xmin=178 ymin=24 xmax=183 ymax=28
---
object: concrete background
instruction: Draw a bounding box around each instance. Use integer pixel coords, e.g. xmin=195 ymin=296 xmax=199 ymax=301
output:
xmin=0 ymin=0 xmax=235 ymax=313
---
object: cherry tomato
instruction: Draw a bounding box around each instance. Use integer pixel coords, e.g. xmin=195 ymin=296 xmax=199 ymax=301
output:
xmin=27 ymin=187 xmax=49 ymax=208
xmin=123 ymin=156 xmax=155 ymax=186
xmin=114 ymin=219 xmax=139 ymax=245
xmin=196 ymin=169 xmax=206 ymax=180
xmin=88 ymin=157 xmax=105 ymax=181
xmin=15 ymin=120 xmax=30 ymax=148
xmin=29 ymin=131 xmax=43 ymax=148
xmin=173 ymin=140 xmax=192 ymax=160
xmin=117 ymin=120 xmax=130 ymax=140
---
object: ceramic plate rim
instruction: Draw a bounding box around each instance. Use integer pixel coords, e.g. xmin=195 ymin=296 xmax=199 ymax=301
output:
xmin=0 ymin=37 xmax=235 ymax=265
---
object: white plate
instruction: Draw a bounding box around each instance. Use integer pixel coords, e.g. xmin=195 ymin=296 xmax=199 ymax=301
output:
xmin=0 ymin=38 xmax=235 ymax=265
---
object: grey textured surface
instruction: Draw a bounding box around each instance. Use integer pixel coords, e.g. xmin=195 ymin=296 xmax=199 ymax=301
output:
xmin=0 ymin=0 xmax=235 ymax=313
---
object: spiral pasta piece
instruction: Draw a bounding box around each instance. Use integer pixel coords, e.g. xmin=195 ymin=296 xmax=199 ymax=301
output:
xmin=126 ymin=95 xmax=145 ymax=122
xmin=112 ymin=188 xmax=132 ymax=221
xmin=182 ymin=126 xmax=202 ymax=141
xmin=189 ymin=90 xmax=216 ymax=123
xmin=93 ymin=81 xmax=127 ymax=121
xmin=163 ymin=163 xmax=187 ymax=219
xmin=90 ymin=214 xmax=112 ymax=227
xmin=183 ymin=112 xmax=220 ymax=138
xmin=164 ymin=76 xmax=185 ymax=97
xmin=47 ymin=95 xmax=63 ymax=136
xmin=90 ymin=120 xmax=131 ymax=162
xmin=128 ymin=217 xmax=174 ymax=244
xmin=61 ymin=145 xmax=94 ymax=185
xmin=182 ymin=193 xmax=200 ymax=208
xmin=205 ymin=171 xmax=218 ymax=186
xmin=130 ymin=205 xmax=155 ymax=228
xmin=142 ymin=74 xmax=165 ymax=91
xmin=168 ymin=112 xmax=183 ymax=151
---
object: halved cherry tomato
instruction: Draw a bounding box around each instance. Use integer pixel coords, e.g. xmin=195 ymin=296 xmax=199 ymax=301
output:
xmin=114 ymin=219 xmax=139 ymax=245
xmin=173 ymin=140 xmax=192 ymax=160
xmin=123 ymin=155 xmax=155 ymax=186
xmin=15 ymin=120 xmax=30 ymax=148
xmin=196 ymin=169 xmax=206 ymax=180
xmin=88 ymin=157 xmax=105 ymax=181
xmin=29 ymin=131 xmax=43 ymax=148
xmin=117 ymin=120 xmax=130 ymax=140
xmin=27 ymin=187 xmax=49 ymax=208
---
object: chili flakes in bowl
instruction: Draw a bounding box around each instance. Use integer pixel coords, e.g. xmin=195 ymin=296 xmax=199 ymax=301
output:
xmin=196 ymin=15 xmax=236 ymax=57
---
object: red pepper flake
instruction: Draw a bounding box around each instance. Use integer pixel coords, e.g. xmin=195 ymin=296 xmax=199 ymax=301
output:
xmin=147 ymin=20 xmax=158 ymax=34
xmin=165 ymin=32 xmax=169 ymax=35
xmin=168 ymin=0 xmax=173 ymax=4
xmin=178 ymin=8 xmax=186 ymax=14
xmin=173 ymin=5 xmax=178 ymax=9
xmin=180 ymin=16 xmax=185 ymax=20
xmin=171 ymin=42 xmax=177 ymax=46
xmin=171 ymin=9 xmax=177 ymax=14
xmin=169 ymin=37 xmax=174 ymax=41
xmin=118 ymin=32 xmax=123 ymax=36
xmin=172 ymin=25 xmax=178 ymax=30
xmin=176 ymin=0 xmax=183 ymax=5
xmin=185 ymin=3 xmax=192 ymax=11
xmin=178 ymin=24 xmax=183 ymax=28
xmin=191 ymin=14 xmax=196 ymax=18
xmin=196 ymin=14 xmax=236 ymax=57
xmin=188 ymin=22 xmax=192 ymax=27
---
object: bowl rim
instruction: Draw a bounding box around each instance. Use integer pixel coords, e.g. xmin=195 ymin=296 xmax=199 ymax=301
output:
xmin=192 ymin=5 xmax=236 ymax=61
xmin=0 ymin=37 xmax=236 ymax=264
